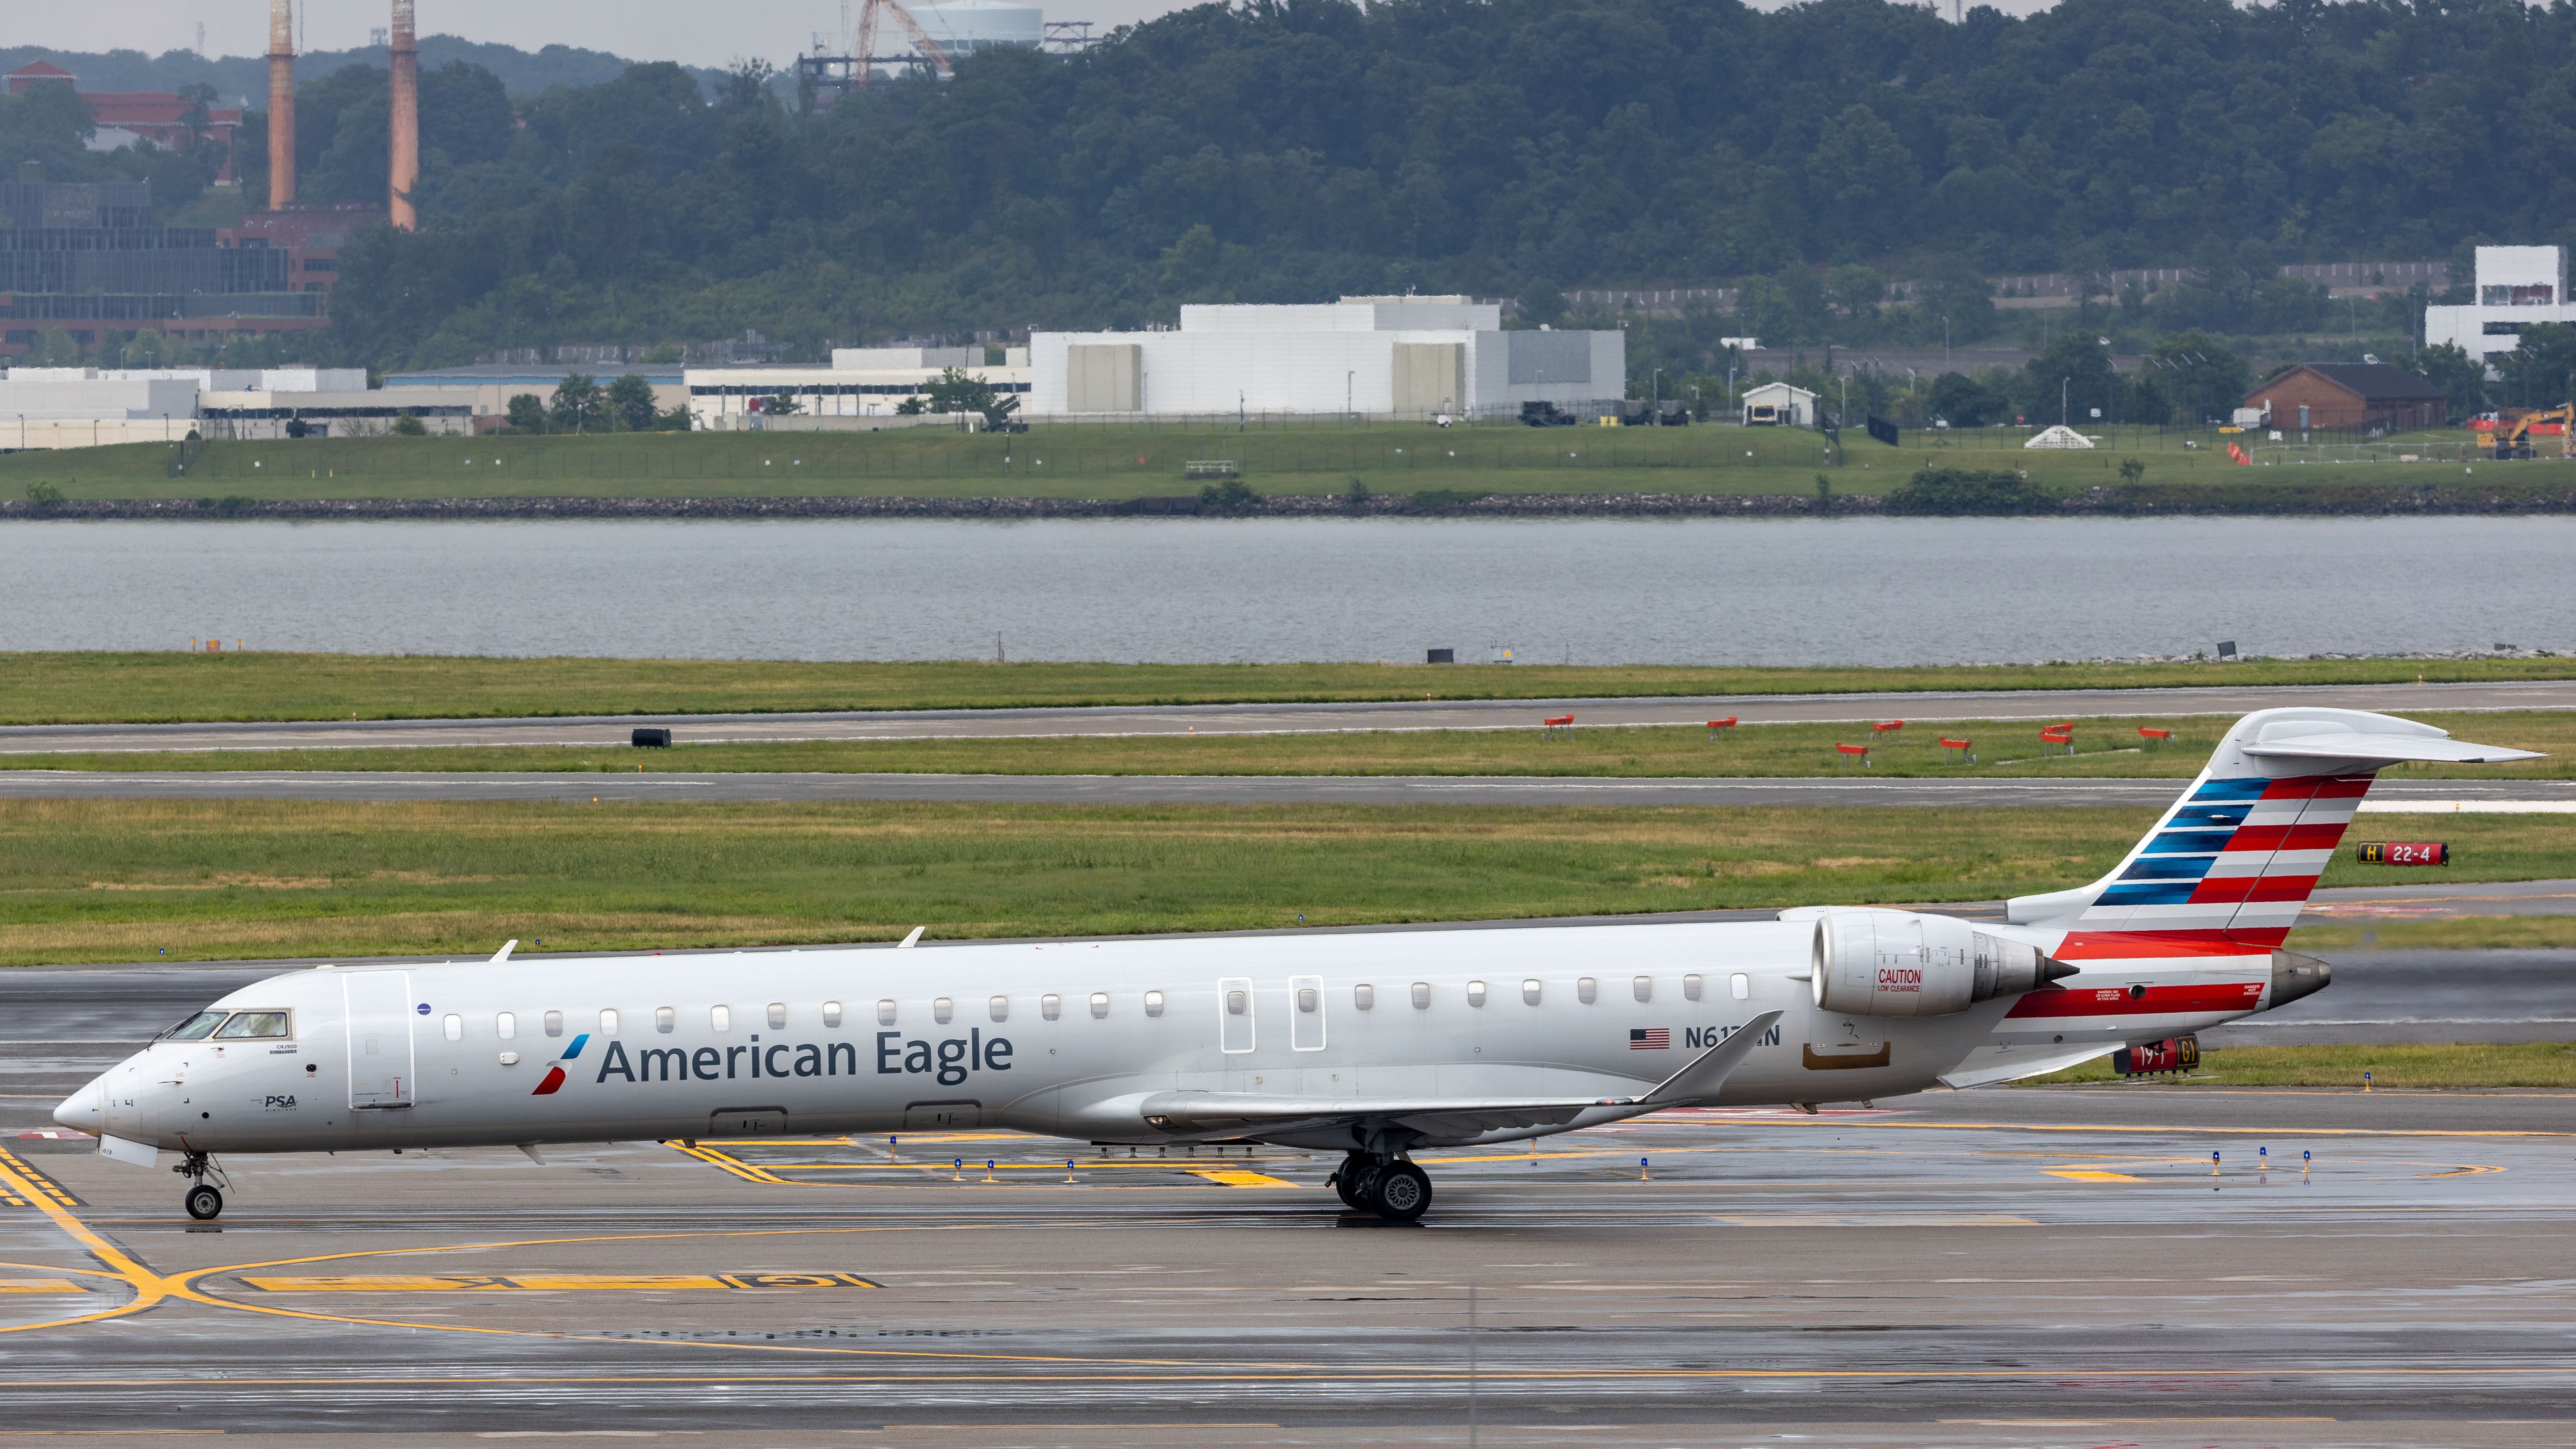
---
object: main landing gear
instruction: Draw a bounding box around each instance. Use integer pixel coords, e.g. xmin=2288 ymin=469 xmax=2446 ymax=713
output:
xmin=176 ymin=1151 xmax=227 ymax=1220
xmin=1329 ymin=1154 xmax=1433 ymax=1222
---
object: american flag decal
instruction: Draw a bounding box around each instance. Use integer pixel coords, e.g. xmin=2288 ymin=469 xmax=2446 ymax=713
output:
xmin=1629 ymin=1028 xmax=1670 ymax=1050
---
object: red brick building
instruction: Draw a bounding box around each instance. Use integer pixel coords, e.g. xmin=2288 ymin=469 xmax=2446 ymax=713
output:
xmin=2242 ymin=363 xmax=2450 ymax=430
xmin=5 ymin=61 xmax=245 ymax=183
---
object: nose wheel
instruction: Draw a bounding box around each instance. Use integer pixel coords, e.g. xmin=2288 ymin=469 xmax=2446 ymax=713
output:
xmin=172 ymin=1151 xmax=228 ymax=1220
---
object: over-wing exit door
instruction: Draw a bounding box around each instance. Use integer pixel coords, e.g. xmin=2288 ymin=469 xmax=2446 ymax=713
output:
xmin=343 ymin=971 xmax=416 ymax=1109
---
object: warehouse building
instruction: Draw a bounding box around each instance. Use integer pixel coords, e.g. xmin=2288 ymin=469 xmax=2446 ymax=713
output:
xmin=1029 ymin=298 xmax=1623 ymax=420
xmin=686 ymin=348 xmax=1031 ymax=429
xmin=0 ymin=178 xmax=321 ymax=356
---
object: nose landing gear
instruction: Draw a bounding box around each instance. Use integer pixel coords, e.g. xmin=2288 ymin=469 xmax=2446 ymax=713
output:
xmin=1329 ymin=1153 xmax=1433 ymax=1222
xmin=174 ymin=1151 xmax=228 ymax=1220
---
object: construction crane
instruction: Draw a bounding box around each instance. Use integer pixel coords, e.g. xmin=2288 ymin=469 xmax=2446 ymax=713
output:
xmin=854 ymin=0 xmax=955 ymax=86
xmin=800 ymin=0 xmax=955 ymax=106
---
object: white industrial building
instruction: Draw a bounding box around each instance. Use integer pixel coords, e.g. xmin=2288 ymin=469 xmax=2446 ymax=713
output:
xmin=686 ymin=349 xmax=1031 ymax=429
xmin=2424 ymin=245 xmax=2575 ymax=372
xmin=1029 ymin=297 xmax=1624 ymax=420
xmin=908 ymin=1 xmax=1045 ymax=56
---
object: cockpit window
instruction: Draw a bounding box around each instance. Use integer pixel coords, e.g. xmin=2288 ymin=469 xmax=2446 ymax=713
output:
xmin=164 ymin=1012 xmax=227 ymax=1040
xmin=213 ymin=1011 xmax=291 ymax=1039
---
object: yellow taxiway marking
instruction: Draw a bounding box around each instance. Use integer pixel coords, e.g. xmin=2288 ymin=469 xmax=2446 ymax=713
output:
xmin=0 ymin=1279 xmax=87 ymax=1294
xmin=232 ymin=1272 xmax=877 ymax=1293
xmin=2043 ymin=1169 xmax=2144 ymax=1181
xmin=1185 ymin=1169 xmax=1296 ymax=1188
xmin=0 ymin=1148 xmax=79 ymax=1211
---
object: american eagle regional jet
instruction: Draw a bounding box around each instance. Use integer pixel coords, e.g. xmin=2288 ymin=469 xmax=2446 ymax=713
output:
xmin=56 ymin=708 xmax=2535 ymax=1222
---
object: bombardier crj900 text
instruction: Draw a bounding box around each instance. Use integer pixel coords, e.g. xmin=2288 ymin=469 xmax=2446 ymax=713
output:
xmin=58 ymin=709 xmax=2536 ymax=1221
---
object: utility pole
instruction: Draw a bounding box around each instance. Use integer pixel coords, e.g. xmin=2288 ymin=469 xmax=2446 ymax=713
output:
xmin=2061 ymin=376 xmax=2070 ymax=426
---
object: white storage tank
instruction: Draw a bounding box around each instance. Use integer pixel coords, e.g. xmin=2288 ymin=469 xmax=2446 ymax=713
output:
xmin=910 ymin=1 xmax=1045 ymax=56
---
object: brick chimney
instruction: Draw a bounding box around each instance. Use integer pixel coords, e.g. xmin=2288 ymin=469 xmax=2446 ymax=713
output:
xmin=268 ymin=0 xmax=295 ymax=209
xmin=389 ymin=0 xmax=418 ymax=230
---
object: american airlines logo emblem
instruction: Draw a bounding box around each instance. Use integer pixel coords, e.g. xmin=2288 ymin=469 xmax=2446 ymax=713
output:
xmin=1629 ymin=1028 xmax=1670 ymax=1050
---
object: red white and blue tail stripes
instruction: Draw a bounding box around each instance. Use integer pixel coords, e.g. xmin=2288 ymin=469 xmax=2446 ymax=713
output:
xmin=2056 ymin=772 xmax=2369 ymax=958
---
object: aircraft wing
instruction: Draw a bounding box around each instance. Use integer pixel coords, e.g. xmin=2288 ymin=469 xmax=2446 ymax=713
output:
xmin=1137 ymin=1012 xmax=1785 ymax=1137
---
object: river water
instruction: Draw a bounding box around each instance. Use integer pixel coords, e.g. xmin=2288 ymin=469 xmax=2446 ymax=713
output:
xmin=0 ymin=516 xmax=2565 ymax=665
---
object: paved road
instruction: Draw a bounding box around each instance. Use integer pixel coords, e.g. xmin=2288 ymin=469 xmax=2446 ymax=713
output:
xmin=2 ymin=768 xmax=2570 ymax=806
xmin=4 ymin=677 xmax=2570 ymax=755
xmin=1 ymin=1090 xmax=2570 ymax=1439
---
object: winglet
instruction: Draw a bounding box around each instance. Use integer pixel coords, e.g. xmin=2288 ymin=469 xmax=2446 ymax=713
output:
xmin=490 ymin=939 xmax=517 ymax=964
xmin=898 ymin=927 xmax=925 ymax=949
xmin=1641 ymin=1010 xmax=1784 ymax=1107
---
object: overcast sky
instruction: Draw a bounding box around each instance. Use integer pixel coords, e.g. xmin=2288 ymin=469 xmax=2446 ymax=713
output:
xmin=22 ymin=0 xmax=2060 ymax=69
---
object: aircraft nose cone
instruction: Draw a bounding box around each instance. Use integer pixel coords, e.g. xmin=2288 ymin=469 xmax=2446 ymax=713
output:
xmin=53 ymin=1079 xmax=104 ymax=1135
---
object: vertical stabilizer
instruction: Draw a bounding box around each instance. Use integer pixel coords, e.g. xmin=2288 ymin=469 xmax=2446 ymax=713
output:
xmin=2005 ymin=708 xmax=2537 ymax=953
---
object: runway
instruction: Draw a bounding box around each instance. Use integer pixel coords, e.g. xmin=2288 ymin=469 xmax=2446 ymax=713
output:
xmin=0 ymin=1086 xmax=2570 ymax=1441
xmin=3 ymin=769 xmax=2572 ymax=807
xmin=4 ymin=676 xmax=2570 ymax=755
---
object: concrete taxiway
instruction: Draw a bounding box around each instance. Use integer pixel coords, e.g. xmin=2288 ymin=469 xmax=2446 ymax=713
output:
xmin=0 ymin=1086 xmax=2569 ymax=1441
xmin=4 ymin=770 xmax=2573 ymax=807
xmin=4 ymin=677 xmax=2570 ymax=756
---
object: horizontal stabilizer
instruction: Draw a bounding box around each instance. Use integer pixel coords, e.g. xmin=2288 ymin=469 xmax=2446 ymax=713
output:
xmin=2243 ymin=730 xmax=2539 ymax=764
xmin=1937 ymin=1042 xmax=2117 ymax=1089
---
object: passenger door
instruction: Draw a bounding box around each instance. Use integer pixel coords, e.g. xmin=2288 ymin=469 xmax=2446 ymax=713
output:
xmin=343 ymin=971 xmax=416 ymax=1110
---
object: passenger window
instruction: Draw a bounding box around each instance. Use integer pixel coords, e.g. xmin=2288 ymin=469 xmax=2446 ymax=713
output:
xmin=165 ymin=1012 xmax=227 ymax=1040
xmin=654 ymin=1007 xmax=675 ymax=1034
xmin=1521 ymin=979 xmax=1541 ymax=1006
xmin=496 ymin=1011 xmax=515 ymax=1040
xmin=990 ymin=995 xmax=1010 ymax=1023
xmin=1089 ymin=992 xmax=1109 ymax=1019
xmin=1684 ymin=974 xmax=1703 ymax=1002
xmin=1042 ymin=994 xmax=1062 ymax=1021
xmin=1633 ymin=976 xmax=1652 ymax=1004
xmin=1577 ymin=977 xmax=1598 ymax=1005
xmin=877 ymin=999 xmax=897 ymax=1026
xmin=442 ymin=1013 xmax=462 ymax=1043
xmin=1297 ymin=986 xmax=1318 ymax=1013
xmin=822 ymin=1000 xmax=843 ymax=1028
xmin=1730 ymin=973 xmax=1751 ymax=1001
xmin=1143 ymin=990 xmax=1165 ymax=1018
xmin=214 ymin=1011 xmax=290 ymax=1039
xmin=1410 ymin=982 xmax=1430 ymax=1010
xmin=1226 ymin=989 xmax=1248 ymax=1016
xmin=544 ymin=1010 xmax=564 ymax=1038
xmin=711 ymin=1005 xmax=731 ymax=1032
xmin=934 ymin=997 xmax=955 ymax=1025
xmin=1353 ymin=983 xmax=1374 ymax=1011
xmin=598 ymin=1008 xmax=619 ymax=1036
xmin=1466 ymin=980 xmax=1487 ymax=1008
xmin=767 ymin=1003 xmax=787 ymax=1031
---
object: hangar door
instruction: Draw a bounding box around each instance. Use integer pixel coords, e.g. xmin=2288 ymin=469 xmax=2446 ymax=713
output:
xmin=1392 ymin=343 xmax=1464 ymax=416
xmin=1066 ymin=343 xmax=1142 ymax=413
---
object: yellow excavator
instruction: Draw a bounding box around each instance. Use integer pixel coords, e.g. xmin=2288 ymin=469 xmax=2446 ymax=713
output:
xmin=2491 ymin=402 xmax=2576 ymax=460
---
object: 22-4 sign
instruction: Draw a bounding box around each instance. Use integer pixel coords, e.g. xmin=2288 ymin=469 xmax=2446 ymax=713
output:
xmin=2357 ymin=841 xmax=2448 ymax=866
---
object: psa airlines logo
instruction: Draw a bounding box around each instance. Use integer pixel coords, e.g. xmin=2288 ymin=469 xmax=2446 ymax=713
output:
xmin=532 ymin=1030 xmax=1015 ymax=1096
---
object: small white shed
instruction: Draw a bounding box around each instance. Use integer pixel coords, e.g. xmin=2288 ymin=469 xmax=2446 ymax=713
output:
xmin=2023 ymin=424 xmax=2097 ymax=449
xmin=1740 ymin=382 xmax=1817 ymax=427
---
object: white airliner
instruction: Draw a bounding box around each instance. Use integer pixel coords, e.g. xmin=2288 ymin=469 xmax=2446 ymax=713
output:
xmin=55 ymin=708 xmax=2535 ymax=1221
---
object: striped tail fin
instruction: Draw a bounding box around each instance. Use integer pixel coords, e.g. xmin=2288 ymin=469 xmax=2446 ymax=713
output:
xmin=2005 ymin=708 xmax=2538 ymax=955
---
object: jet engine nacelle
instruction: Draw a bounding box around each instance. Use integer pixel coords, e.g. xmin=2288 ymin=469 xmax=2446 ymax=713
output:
xmin=1811 ymin=910 xmax=2072 ymax=1017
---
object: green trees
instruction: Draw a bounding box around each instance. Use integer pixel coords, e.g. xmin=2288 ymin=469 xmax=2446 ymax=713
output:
xmin=503 ymin=394 xmax=548 ymax=433
xmin=605 ymin=374 xmax=659 ymax=433
xmin=2493 ymin=324 xmax=2576 ymax=410
xmin=548 ymin=375 xmax=605 ymax=433
xmin=2412 ymin=343 xmax=2485 ymax=418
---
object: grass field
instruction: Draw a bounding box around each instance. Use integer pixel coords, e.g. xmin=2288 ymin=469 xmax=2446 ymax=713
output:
xmin=0 ymin=799 xmax=2563 ymax=966
xmin=19 ymin=709 xmax=2572 ymax=781
xmin=2 ymin=653 xmax=2567 ymax=726
xmin=0 ymin=421 xmax=2534 ymax=502
xmin=2027 ymin=1041 xmax=2576 ymax=1088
